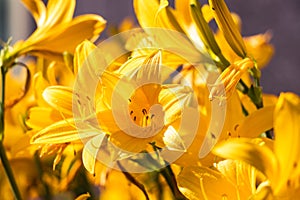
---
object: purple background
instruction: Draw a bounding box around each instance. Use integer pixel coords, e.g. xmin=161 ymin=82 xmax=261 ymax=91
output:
xmin=74 ymin=0 xmax=300 ymax=95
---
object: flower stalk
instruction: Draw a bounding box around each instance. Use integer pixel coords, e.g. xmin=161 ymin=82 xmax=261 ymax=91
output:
xmin=0 ymin=66 xmax=22 ymax=200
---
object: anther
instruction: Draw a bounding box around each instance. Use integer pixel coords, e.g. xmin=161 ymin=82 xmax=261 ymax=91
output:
xmin=128 ymin=99 xmax=131 ymax=102
xmin=142 ymin=108 xmax=147 ymax=115
xmin=130 ymin=110 xmax=133 ymax=115
xmin=134 ymin=116 xmax=137 ymax=121
xmin=211 ymin=132 xmax=216 ymax=139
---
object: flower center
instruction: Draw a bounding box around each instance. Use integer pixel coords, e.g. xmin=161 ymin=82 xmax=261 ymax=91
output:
xmin=126 ymin=83 xmax=165 ymax=138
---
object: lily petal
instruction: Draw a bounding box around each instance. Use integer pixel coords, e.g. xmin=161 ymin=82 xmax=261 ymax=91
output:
xmin=42 ymin=86 xmax=73 ymax=116
xmin=212 ymin=138 xmax=278 ymax=182
xmin=82 ymin=134 xmax=105 ymax=174
xmin=178 ymin=166 xmax=239 ymax=200
xmin=133 ymin=0 xmax=183 ymax=31
xmin=237 ymin=106 xmax=275 ymax=138
xmin=273 ymin=92 xmax=300 ymax=192
xmin=44 ymin=0 xmax=75 ymax=27
xmin=163 ymin=126 xmax=186 ymax=152
xmin=21 ymin=0 xmax=46 ymax=26
xmin=74 ymin=40 xmax=96 ymax=76
xmin=31 ymin=118 xmax=98 ymax=144
xmin=26 ymin=107 xmax=63 ymax=129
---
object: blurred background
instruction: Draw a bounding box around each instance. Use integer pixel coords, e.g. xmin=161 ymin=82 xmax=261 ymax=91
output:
xmin=1 ymin=0 xmax=299 ymax=95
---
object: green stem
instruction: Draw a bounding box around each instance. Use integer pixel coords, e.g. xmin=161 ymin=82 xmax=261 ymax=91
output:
xmin=117 ymin=162 xmax=150 ymax=200
xmin=0 ymin=67 xmax=23 ymax=200
xmin=160 ymin=165 xmax=187 ymax=200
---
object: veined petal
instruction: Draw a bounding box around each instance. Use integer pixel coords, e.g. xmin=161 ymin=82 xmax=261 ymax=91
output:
xmin=31 ymin=118 xmax=98 ymax=144
xmin=213 ymin=138 xmax=278 ymax=182
xmin=273 ymin=92 xmax=300 ymax=193
xmin=216 ymin=159 xmax=257 ymax=197
xmin=209 ymin=0 xmax=247 ymax=58
xmin=136 ymin=50 xmax=162 ymax=84
xmin=236 ymin=106 xmax=275 ymax=138
xmin=42 ymin=86 xmax=73 ymax=116
xmin=19 ymin=14 xmax=106 ymax=59
xmin=44 ymin=0 xmax=75 ymax=27
xmin=74 ymin=40 xmax=96 ymax=76
xmin=21 ymin=0 xmax=46 ymax=26
xmin=160 ymin=84 xmax=195 ymax=125
xmin=163 ymin=126 xmax=186 ymax=152
xmin=178 ymin=166 xmax=239 ymax=200
xmin=82 ymin=134 xmax=105 ymax=174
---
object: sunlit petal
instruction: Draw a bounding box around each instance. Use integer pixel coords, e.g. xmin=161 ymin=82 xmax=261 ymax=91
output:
xmin=42 ymin=86 xmax=73 ymax=116
xmin=82 ymin=134 xmax=105 ymax=174
xmin=273 ymin=92 xmax=300 ymax=192
xmin=213 ymin=138 xmax=278 ymax=182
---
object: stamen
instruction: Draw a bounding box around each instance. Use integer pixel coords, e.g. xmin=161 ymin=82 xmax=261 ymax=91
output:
xmin=130 ymin=110 xmax=133 ymax=115
xmin=128 ymin=98 xmax=131 ymax=102
xmin=142 ymin=108 xmax=147 ymax=115
xmin=134 ymin=116 xmax=137 ymax=121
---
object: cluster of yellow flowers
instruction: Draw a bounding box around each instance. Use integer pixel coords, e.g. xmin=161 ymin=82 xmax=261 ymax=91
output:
xmin=0 ymin=0 xmax=299 ymax=199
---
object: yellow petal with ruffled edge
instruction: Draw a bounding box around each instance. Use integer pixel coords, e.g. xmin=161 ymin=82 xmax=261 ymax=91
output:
xmin=178 ymin=166 xmax=240 ymax=199
xmin=42 ymin=86 xmax=73 ymax=116
xmin=212 ymin=138 xmax=279 ymax=183
xmin=273 ymin=92 xmax=300 ymax=194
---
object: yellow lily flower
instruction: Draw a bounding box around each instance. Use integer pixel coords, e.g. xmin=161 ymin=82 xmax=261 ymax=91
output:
xmin=177 ymin=159 xmax=258 ymax=200
xmin=24 ymin=41 xmax=97 ymax=169
xmin=213 ymin=92 xmax=300 ymax=199
xmin=1 ymin=0 xmax=106 ymax=70
xmin=30 ymin=50 xmax=196 ymax=174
